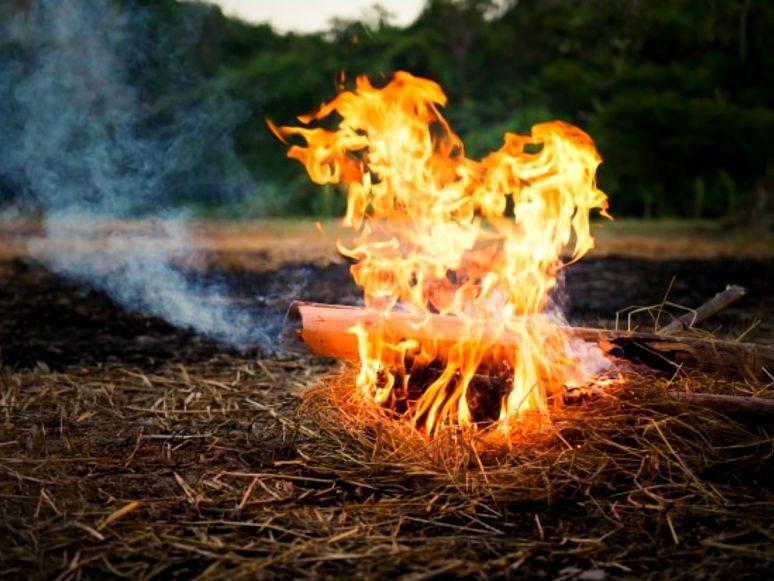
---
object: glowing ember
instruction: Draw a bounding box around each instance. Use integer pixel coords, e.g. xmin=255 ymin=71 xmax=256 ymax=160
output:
xmin=269 ymin=71 xmax=611 ymax=436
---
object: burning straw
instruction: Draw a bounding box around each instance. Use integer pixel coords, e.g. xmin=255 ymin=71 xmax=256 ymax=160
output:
xmin=298 ymin=363 xmax=774 ymax=503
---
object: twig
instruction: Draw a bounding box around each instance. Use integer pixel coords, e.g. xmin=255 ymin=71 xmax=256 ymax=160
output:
xmin=659 ymin=285 xmax=747 ymax=335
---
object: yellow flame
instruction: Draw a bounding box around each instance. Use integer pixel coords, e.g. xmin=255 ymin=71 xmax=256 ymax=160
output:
xmin=270 ymin=71 xmax=610 ymax=436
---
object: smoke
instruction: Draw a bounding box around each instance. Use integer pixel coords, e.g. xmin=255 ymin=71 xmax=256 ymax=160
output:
xmin=0 ymin=0 xmax=274 ymax=346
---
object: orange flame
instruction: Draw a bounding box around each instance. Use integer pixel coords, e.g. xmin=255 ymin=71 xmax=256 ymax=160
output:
xmin=270 ymin=71 xmax=610 ymax=436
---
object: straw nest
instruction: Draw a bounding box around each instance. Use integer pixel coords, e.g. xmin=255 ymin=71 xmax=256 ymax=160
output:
xmin=1 ymin=352 xmax=772 ymax=579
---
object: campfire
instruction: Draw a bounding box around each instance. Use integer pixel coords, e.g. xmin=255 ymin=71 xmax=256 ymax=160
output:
xmin=270 ymin=71 xmax=774 ymax=438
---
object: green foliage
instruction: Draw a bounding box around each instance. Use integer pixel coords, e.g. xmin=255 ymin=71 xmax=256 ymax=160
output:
xmin=591 ymin=93 xmax=773 ymax=216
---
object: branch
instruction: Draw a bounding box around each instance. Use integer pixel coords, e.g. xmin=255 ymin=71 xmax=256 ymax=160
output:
xmin=659 ymin=285 xmax=746 ymax=335
xmin=284 ymin=301 xmax=774 ymax=379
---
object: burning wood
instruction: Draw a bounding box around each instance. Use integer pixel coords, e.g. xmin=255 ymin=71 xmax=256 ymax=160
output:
xmin=270 ymin=71 xmax=773 ymax=434
xmin=286 ymin=302 xmax=774 ymax=419
xmin=285 ymin=301 xmax=774 ymax=380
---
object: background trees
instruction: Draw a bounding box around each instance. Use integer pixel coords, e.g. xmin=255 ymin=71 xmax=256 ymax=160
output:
xmin=2 ymin=0 xmax=772 ymax=220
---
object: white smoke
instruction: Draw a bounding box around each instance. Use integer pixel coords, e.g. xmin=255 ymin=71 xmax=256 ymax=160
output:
xmin=0 ymin=0 xmax=271 ymax=346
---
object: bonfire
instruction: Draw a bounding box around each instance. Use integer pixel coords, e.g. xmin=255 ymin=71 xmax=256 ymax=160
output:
xmin=270 ymin=71 xmax=773 ymax=441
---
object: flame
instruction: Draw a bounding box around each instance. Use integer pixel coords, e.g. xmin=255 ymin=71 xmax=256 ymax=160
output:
xmin=270 ymin=71 xmax=610 ymax=436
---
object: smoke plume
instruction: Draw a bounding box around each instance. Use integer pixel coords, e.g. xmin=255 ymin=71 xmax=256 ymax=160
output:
xmin=0 ymin=0 xmax=272 ymax=346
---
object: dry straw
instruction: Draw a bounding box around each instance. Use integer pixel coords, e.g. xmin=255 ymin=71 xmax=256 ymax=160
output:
xmin=1 ymin=353 xmax=772 ymax=578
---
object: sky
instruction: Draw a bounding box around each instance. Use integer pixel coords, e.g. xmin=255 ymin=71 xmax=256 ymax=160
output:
xmin=203 ymin=0 xmax=425 ymax=32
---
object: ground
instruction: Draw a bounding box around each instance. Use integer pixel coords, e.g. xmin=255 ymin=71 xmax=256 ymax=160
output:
xmin=0 ymin=219 xmax=772 ymax=579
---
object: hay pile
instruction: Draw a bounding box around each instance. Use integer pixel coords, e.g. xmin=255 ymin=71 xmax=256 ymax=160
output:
xmin=1 ymin=353 xmax=772 ymax=579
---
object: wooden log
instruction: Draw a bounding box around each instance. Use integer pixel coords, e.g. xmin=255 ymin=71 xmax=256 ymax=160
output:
xmin=659 ymin=284 xmax=747 ymax=334
xmin=569 ymin=327 xmax=773 ymax=378
xmin=284 ymin=301 xmax=774 ymax=379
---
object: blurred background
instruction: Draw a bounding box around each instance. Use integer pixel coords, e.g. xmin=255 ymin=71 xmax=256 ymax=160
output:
xmin=1 ymin=0 xmax=772 ymax=227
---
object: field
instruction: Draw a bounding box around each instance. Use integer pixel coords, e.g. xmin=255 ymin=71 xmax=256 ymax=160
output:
xmin=1 ymin=219 xmax=773 ymax=578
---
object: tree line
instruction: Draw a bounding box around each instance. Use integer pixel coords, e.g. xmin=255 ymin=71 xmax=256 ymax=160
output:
xmin=3 ymin=0 xmax=772 ymax=220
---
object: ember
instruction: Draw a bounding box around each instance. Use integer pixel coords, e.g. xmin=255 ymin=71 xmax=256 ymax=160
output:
xmin=270 ymin=71 xmax=613 ymax=435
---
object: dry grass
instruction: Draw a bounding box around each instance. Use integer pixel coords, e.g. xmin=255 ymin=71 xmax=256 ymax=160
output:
xmin=2 ymin=217 xmax=773 ymax=268
xmin=1 ymin=354 xmax=772 ymax=579
xmin=590 ymin=219 xmax=774 ymax=260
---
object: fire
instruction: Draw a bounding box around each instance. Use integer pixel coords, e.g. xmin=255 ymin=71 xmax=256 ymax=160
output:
xmin=270 ymin=71 xmax=610 ymax=436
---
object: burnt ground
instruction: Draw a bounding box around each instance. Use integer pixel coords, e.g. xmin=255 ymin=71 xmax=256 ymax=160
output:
xmin=0 ymin=255 xmax=771 ymax=371
xmin=1 ymin=253 xmax=773 ymax=579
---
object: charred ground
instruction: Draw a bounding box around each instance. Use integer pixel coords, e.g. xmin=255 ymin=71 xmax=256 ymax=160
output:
xmin=1 ymin=254 xmax=771 ymax=371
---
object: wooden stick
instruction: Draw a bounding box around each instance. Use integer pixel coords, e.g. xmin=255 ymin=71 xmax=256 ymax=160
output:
xmin=659 ymin=285 xmax=747 ymax=334
xmin=284 ymin=301 xmax=774 ymax=379
xmin=564 ymin=386 xmax=774 ymax=418
xmin=669 ymin=392 xmax=774 ymax=417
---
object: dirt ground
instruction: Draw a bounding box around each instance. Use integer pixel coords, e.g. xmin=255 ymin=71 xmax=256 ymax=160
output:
xmin=1 ymin=219 xmax=773 ymax=579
